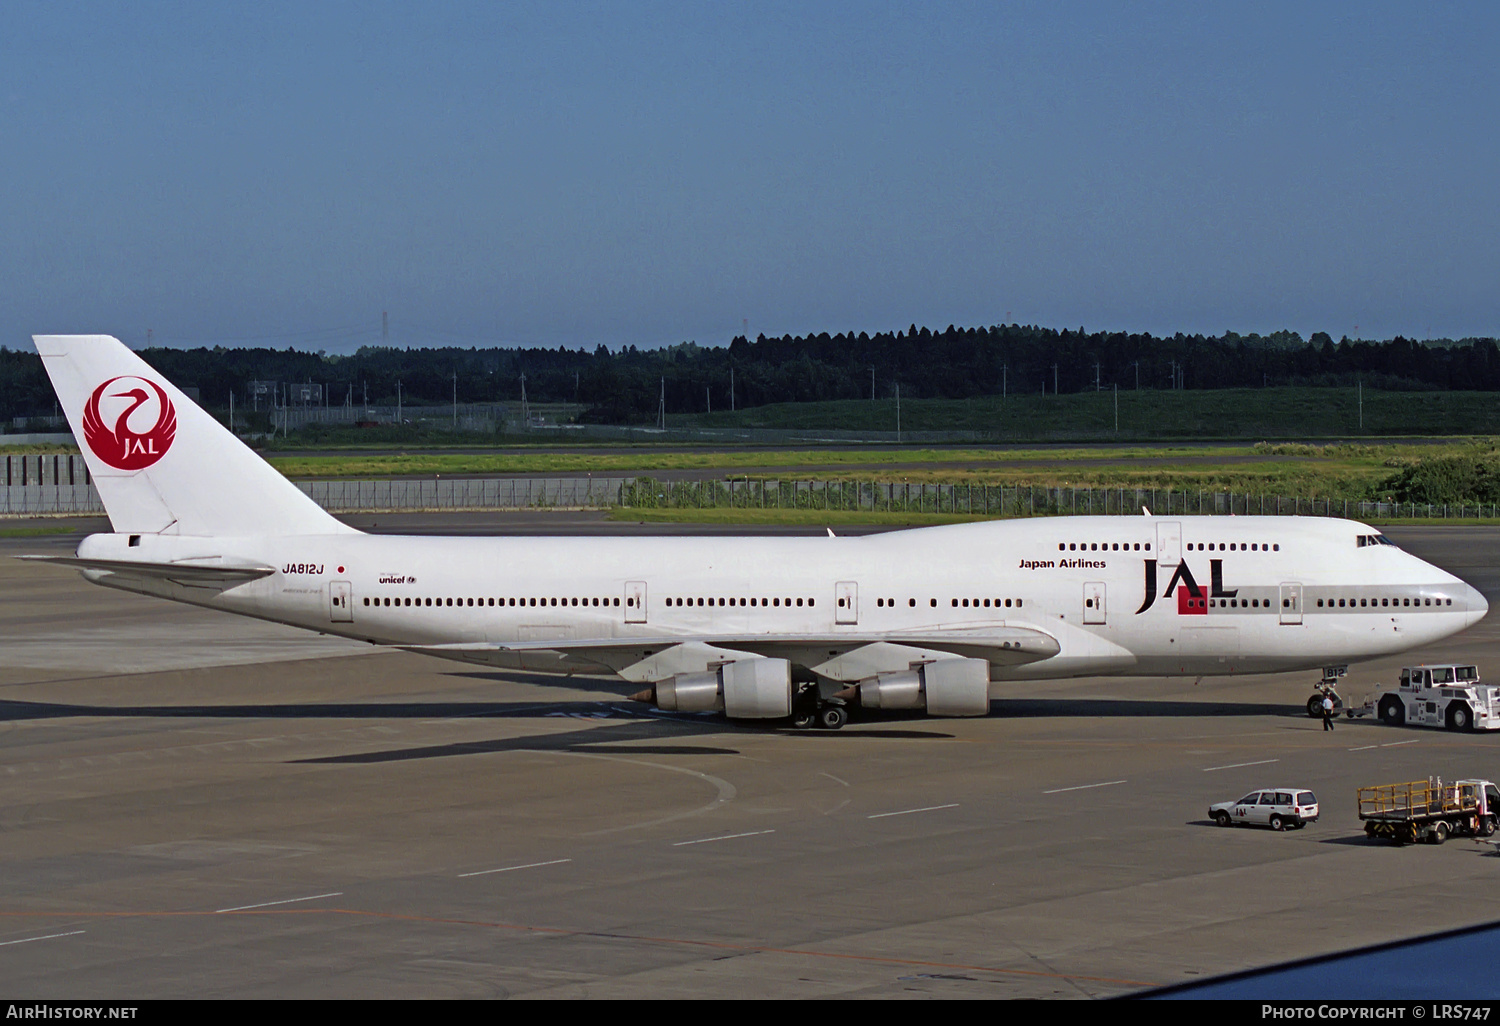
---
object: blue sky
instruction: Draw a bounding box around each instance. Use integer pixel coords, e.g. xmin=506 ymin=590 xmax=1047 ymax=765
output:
xmin=2 ymin=2 xmax=1497 ymax=351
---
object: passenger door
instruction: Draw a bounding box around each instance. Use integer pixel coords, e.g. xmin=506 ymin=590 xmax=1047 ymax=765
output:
xmin=1083 ymin=582 xmax=1106 ymax=624
xmin=625 ymin=581 xmax=648 ymax=623
xmin=1279 ymin=583 xmax=1303 ymax=625
xmin=1234 ymin=793 xmax=1262 ymax=823
xmin=835 ymin=581 xmax=859 ymax=625
xmin=1253 ymin=792 xmax=1279 ymax=825
xmin=329 ymin=581 xmax=353 ymax=623
xmin=1156 ymin=522 xmax=1182 ymax=567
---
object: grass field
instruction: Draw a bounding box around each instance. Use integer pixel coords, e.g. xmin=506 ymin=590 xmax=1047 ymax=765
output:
xmin=0 ymin=525 xmax=81 ymax=537
xmin=255 ymin=439 xmax=1491 ymax=503
xmin=605 ymin=507 xmax=991 ymax=526
xmin=261 ymin=444 xmax=1270 ymax=478
xmin=605 ymin=506 xmax=1500 ymax=527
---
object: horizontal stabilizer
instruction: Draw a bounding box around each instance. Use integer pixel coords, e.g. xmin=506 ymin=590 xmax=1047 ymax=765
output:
xmin=17 ymin=554 xmax=275 ymax=590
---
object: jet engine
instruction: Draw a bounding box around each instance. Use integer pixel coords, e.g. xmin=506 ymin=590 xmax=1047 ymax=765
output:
xmin=639 ymin=657 xmax=793 ymax=719
xmin=852 ymin=657 xmax=990 ymax=717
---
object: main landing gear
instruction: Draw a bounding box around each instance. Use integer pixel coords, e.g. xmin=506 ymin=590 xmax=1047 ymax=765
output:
xmin=790 ymin=682 xmax=849 ymax=730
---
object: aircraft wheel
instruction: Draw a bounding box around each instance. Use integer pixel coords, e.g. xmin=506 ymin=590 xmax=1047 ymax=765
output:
xmin=1306 ymin=694 xmax=1325 ymax=718
xmin=817 ymin=706 xmax=847 ymax=730
xmin=791 ymin=711 xmax=816 ymax=730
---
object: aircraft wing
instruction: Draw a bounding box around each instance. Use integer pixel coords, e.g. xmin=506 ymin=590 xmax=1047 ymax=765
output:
xmin=400 ymin=623 xmax=1061 ymax=674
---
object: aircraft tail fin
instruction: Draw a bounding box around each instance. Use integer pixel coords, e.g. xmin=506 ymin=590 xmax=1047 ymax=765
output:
xmin=33 ymin=334 xmax=355 ymax=537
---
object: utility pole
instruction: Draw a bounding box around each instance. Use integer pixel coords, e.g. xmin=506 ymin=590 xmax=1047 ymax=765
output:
xmin=1094 ymin=360 xmax=1101 ymax=391
xmin=452 ymin=372 xmax=457 ymax=428
xmin=396 ymin=380 xmax=402 ymax=423
xmin=1053 ymin=364 xmax=1058 ymax=395
xmin=895 ymin=383 xmax=901 ymax=443
xmin=520 ymin=373 xmax=529 ymax=428
xmin=730 ymin=367 xmax=735 ymax=412
xmin=658 ymin=377 xmax=666 ymax=430
xmin=706 ymin=385 xmax=711 ymax=414
xmin=870 ymin=366 xmax=876 ymax=401
xmin=1002 ymin=363 xmax=1007 ymax=400
xmin=1114 ymin=382 xmax=1118 ymax=433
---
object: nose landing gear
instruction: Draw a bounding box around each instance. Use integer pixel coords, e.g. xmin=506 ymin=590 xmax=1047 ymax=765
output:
xmin=1306 ymin=666 xmax=1348 ymax=719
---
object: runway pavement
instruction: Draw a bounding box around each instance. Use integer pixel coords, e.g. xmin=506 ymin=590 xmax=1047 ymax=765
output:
xmin=1 ymin=517 xmax=1497 ymax=999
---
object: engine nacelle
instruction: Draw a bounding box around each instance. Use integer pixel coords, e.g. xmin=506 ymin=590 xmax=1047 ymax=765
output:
xmin=857 ymin=658 xmax=990 ymax=717
xmin=653 ymin=657 xmax=793 ymax=719
xmin=857 ymin=670 xmax=925 ymax=710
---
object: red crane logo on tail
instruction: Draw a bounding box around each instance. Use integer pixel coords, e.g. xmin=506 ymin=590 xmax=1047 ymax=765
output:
xmin=82 ymin=376 xmax=177 ymax=471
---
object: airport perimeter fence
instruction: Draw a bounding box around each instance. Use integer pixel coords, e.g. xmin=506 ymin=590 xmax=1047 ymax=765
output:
xmin=7 ymin=452 xmax=1500 ymax=521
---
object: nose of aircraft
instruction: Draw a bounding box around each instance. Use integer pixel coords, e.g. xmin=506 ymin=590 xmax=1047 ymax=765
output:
xmin=1465 ymin=583 xmax=1490 ymax=627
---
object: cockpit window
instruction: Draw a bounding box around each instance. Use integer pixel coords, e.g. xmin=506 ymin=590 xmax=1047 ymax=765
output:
xmin=1357 ymin=534 xmax=1399 ymax=548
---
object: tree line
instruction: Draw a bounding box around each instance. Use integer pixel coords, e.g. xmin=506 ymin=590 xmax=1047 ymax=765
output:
xmin=4 ymin=325 xmax=1499 ymax=425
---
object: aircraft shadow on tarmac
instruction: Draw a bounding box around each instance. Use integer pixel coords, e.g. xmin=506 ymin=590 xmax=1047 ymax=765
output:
xmin=446 ymin=671 xmax=1299 ymax=720
xmin=0 ymin=695 xmax=1299 ymax=728
xmin=300 ymin=721 xmax=746 ymax=763
xmin=992 ymin=697 xmax=1296 ymax=718
xmin=0 ymin=696 xmax=955 ymax=766
xmin=0 ymin=693 xmax=1317 ymax=769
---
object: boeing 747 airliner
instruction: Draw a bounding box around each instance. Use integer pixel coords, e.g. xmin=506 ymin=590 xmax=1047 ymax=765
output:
xmin=23 ymin=335 xmax=1488 ymax=729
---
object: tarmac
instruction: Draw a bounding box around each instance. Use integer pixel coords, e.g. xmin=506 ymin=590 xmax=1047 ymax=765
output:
xmin=1 ymin=516 xmax=1497 ymax=998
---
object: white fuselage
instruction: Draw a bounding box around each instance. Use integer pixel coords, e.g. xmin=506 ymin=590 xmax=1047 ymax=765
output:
xmin=75 ymin=515 xmax=1487 ymax=682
